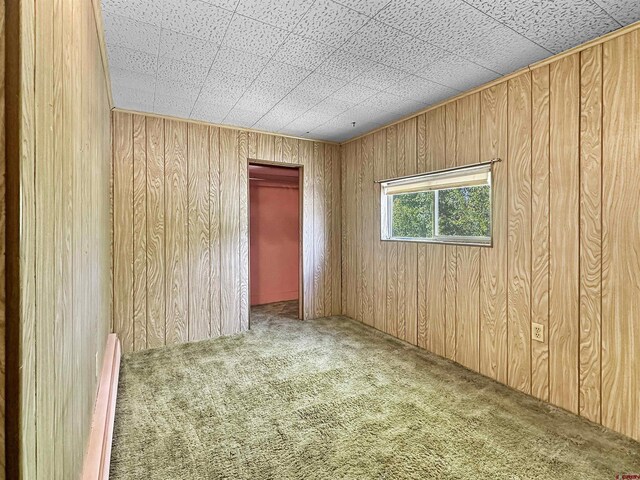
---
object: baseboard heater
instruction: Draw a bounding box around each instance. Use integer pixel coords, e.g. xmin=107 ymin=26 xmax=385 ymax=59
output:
xmin=82 ymin=334 xmax=121 ymax=480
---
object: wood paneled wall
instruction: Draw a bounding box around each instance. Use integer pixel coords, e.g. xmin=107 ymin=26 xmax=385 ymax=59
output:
xmin=112 ymin=112 xmax=341 ymax=353
xmin=341 ymin=27 xmax=640 ymax=442
xmin=5 ymin=0 xmax=113 ymax=478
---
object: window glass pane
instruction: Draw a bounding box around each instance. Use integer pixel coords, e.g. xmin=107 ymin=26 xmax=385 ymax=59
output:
xmin=391 ymin=191 xmax=434 ymax=238
xmin=437 ymin=185 xmax=490 ymax=237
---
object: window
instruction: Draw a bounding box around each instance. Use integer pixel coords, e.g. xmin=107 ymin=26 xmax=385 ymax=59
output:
xmin=381 ymin=163 xmax=492 ymax=246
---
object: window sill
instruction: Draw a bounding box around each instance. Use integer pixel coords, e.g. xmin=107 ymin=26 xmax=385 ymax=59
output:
xmin=381 ymin=237 xmax=493 ymax=248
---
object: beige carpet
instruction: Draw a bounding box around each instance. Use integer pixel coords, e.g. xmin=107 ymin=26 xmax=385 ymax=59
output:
xmin=110 ymin=301 xmax=640 ymax=479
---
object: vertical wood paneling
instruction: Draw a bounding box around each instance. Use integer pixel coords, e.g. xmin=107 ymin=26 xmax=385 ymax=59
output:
xmin=531 ymin=66 xmax=550 ymax=400
xmin=313 ymin=142 xmax=326 ymax=318
xmin=602 ymin=30 xmax=640 ymax=441
xmin=507 ymin=73 xmax=532 ymax=394
xmin=300 ymin=140 xmax=314 ymax=320
xmin=373 ymin=130 xmax=386 ymax=332
xmin=355 ymin=139 xmax=363 ymax=323
xmin=404 ymin=118 xmax=418 ymax=345
xmin=164 ymin=120 xmax=188 ymax=345
xmin=579 ymin=45 xmax=602 ymax=424
xmin=454 ymin=95 xmax=480 ymax=371
xmin=146 ymin=117 xmax=165 ymax=348
xmin=113 ymin=112 xmax=134 ymax=353
xmin=219 ymin=128 xmax=240 ymax=334
xmin=479 ymin=83 xmax=508 ymax=383
xmin=238 ymin=131 xmax=249 ymax=331
xmin=132 ymin=114 xmax=147 ymax=351
xmin=188 ymin=124 xmax=210 ymax=341
xmin=209 ymin=127 xmax=221 ymax=337
xmin=324 ymin=144 xmax=333 ymax=317
xmin=423 ymin=108 xmax=447 ymax=356
xmin=549 ymin=54 xmax=580 ymax=414
xmin=360 ymin=135 xmax=374 ymax=326
xmin=337 ymin=25 xmax=640 ymax=443
xmin=331 ymin=144 xmax=342 ymax=316
xmin=444 ymin=103 xmax=457 ymax=360
xmin=385 ymin=125 xmax=398 ymax=337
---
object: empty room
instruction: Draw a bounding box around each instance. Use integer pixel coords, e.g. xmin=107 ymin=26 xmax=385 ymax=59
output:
xmin=2 ymin=0 xmax=640 ymax=478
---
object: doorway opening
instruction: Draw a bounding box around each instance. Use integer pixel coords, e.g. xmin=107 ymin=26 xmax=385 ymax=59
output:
xmin=249 ymin=163 xmax=302 ymax=323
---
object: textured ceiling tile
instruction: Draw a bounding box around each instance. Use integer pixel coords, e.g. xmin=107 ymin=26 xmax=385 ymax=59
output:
xmin=236 ymin=0 xmax=315 ymax=30
xmin=191 ymin=100 xmax=233 ymax=123
xmin=253 ymin=116 xmax=296 ymax=131
xmin=360 ymin=91 xmax=425 ymax=114
xmin=107 ymin=45 xmax=158 ymax=76
xmin=200 ymin=70 xmax=253 ymax=103
xmin=162 ymin=0 xmax=233 ymax=44
xmin=414 ymin=53 xmax=500 ymax=92
xmin=113 ymin=86 xmax=156 ymax=107
xmin=353 ymin=63 xmax=408 ymax=91
xmin=157 ymin=57 xmax=210 ymax=86
xmin=256 ymin=60 xmax=312 ymax=89
xmin=379 ymin=37 xmax=448 ymax=74
xmin=110 ymin=67 xmax=157 ymax=93
xmin=104 ymin=13 xmax=160 ymax=55
xmin=159 ymin=29 xmax=219 ymax=67
xmin=466 ymin=0 xmax=621 ymax=53
xmin=278 ymin=88 xmax=327 ymax=110
xmin=593 ymin=0 xmax=640 ymax=24
xmin=308 ymin=97 xmax=356 ymax=116
xmin=223 ymin=15 xmax=289 ymax=58
xmin=154 ymin=94 xmax=196 ymax=118
xmin=388 ymin=74 xmax=458 ymax=104
xmin=296 ymin=72 xmax=347 ymax=97
xmin=224 ymin=107 xmax=264 ymax=127
xmin=212 ymin=47 xmax=269 ymax=79
xmin=272 ymin=34 xmax=336 ymax=70
xmin=155 ymin=79 xmax=203 ymax=102
xmin=235 ymin=81 xmax=292 ymax=111
xmin=315 ymin=49 xmax=376 ymax=81
xmin=101 ymin=0 xmax=164 ymax=25
xmin=290 ymin=110 xmax=336 ymax=132
xmin=293 ymin=0 xmax=369 ymax=47
xmin=200 ymin=0 xmax=240 ymax=10
xmin=333 ymin=0 xmax=393 ymax=17
xmin=342 ymin=20 xmax=412 ymax=63
xmin=330 ymin=82 xmax=378 ymax=103
xmin=376 ymin=0 xmax=549 ymax=73
xmin=254 ymin=104 xmax=307 ymax=128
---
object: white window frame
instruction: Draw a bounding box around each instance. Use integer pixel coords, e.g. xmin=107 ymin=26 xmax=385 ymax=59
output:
xmin=380 ymin=162 xmax=493 ymax=247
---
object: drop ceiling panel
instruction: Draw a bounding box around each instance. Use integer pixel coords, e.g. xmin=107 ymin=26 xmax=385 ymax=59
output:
xmin=103 ymin=0 xmax=639 ymax=142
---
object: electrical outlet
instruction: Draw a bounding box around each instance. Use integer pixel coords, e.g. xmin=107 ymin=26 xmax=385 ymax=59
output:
xmin=532 ymin=322 xmax=544 ymax=343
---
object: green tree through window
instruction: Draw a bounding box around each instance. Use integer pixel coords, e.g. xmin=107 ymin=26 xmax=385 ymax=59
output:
xmin=438 ymin=185 xmax=490 ymax=237
xmin=392 ymin=192 xmax=434 ymax=238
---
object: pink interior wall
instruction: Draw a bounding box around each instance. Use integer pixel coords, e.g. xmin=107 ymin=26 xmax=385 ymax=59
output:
xmin=249 ymin=166 xmax=299 ymax=306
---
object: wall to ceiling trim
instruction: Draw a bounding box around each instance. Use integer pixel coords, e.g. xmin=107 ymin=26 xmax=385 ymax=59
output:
xmin=5 ymin=0 xmax=113 ymax=478
xmin=111 ymin=111 xmax=341 ymax=353
xmin=341 ymin=27 xmax=640 ymax=442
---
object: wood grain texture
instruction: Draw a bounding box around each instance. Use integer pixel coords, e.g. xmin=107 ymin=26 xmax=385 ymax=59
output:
xmin=132 ymin=114 xmax=147 ymax=351
xmin=145 ymin=116 xmax=165 ymax=348
xmin=324 ymin=144 xmax=333 ymax=316
xmin=355 ymin=138 xmax=363 ymax=323
xmin=338 ymin=26 xmax=640 ymax=443
xmin=7 ymin=0 xmax=112 ymax=474
xmin=422 ymin=108 xmax=446 ymax=356
xmin=330 ymin=144 xmax=342 ymax=316
xmin=300 ymin=140 xmax=315 ymax=320
xmin=0 ymin=1 xmax=6 ymax=472
xmin=602 ymin=29 xmax=640 ymax=441
xmin=219 ymin=128 xmax=241 ymax=335
xmin=164 ymin=120 xmax=189 ymax=345
xmin=373 ymin=130 xmax=386 ymax=332
xmin=579 ymin=45 xmax=602 ymax=424
xmin=403 ymin=118 xmax=418 ymax=345
xmin=531 ymin=65 xmax=550 ymax=401
xmin=209 ymin=127 xmax=221 ymax=337
xmin=188 ymin=123 xmax=210 ymax=341
xmin=454 ymin=94 xmax=480 ymax=371
xmin=238 ymin=130 xmax=249 ymax=331
xmin=507 ymin=73 xmax=532 ymax=394
xmin=549 ymin=54 xmax=580 ymax=414
xmin=113 ymin=111 xmax=134 ymax=353
xmin=479 ymin=83 xmax=508 ymax=383
xmin=385 ymin=125 xmax=398 ymax=337
xmin=313 ymin=142 xmax=326 ymax=318
xmin=444 ymin=103 xmax=457 ymax=360
xmin=360 ymin=135 xmax=374 ymax=327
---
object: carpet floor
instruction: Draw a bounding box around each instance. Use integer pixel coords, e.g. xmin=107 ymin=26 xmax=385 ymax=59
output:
xmin=110 ymin=302 xmax=640 ymax=479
